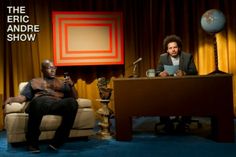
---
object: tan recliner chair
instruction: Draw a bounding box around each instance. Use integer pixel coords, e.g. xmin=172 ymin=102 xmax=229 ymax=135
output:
xmin=4 ymin=82 xmax=96 ymax=143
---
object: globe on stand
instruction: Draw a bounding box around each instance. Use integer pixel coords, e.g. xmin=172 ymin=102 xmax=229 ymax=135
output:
xmin=200 ymin=9 xmax=226 ymax=74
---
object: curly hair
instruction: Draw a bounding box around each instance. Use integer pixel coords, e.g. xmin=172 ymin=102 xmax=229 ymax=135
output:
xmin=163 ymin=35 xmax=182 ymax=52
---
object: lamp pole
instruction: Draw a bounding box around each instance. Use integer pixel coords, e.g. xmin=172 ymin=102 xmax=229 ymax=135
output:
xmin=209 ymin=34 xmax=226 ymax=74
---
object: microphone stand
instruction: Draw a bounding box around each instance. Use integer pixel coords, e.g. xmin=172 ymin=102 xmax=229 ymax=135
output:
xmin=132 ymin=63 xmax=138 ymax=78
xmin=130 ymin=57 xmax=142 ymax=78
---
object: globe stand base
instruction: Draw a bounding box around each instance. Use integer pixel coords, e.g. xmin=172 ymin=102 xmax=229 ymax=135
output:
xmin=208 ymin=69 xmax=227 ymax=75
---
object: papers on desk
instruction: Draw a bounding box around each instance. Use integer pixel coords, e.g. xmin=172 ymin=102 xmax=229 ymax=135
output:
xmin=164 ymin=65 xmax=179 ymax=75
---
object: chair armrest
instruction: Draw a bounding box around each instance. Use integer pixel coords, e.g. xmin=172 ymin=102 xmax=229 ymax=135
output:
xmin=4 ymin=98 xmax=92 ymax=114
xmin=4 ymin=102 xmax=28 ymax=114
xmin=77 ymin=98 xmax=92 ymax=108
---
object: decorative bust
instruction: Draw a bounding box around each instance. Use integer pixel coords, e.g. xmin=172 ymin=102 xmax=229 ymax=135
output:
xmin=96 ymin=77 xmax=114 ymax=139
xmin=97 ymin=77 xmax=112 ymax=100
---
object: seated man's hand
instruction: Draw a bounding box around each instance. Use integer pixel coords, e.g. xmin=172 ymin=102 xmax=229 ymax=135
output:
xmin=159 ymin=71 xmax=169 ymax=77
xmin=64 ymin=76 xmax=74 ymax=87
xmin=3 ymin=97 xmax=14 ymax=109
xmin=175 ymin=70 xmax=186 ymax=76
xmin=4 ymin=97 xmax=13 ymax=106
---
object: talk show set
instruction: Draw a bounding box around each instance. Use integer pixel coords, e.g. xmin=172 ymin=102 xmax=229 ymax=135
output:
xmin=1 ymin=0 xmax=236 ymax=156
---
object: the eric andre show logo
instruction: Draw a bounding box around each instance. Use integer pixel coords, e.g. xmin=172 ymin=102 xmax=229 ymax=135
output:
xmin=6 ymin=5 xmax=40 ymax=42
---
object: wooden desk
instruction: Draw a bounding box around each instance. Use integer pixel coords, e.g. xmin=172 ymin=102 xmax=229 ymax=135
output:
xmin=113 ymin=74 xmax=234 ymax=142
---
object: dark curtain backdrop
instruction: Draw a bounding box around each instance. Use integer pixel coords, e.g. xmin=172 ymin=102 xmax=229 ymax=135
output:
xmin=1 ymin=0 xmax=236 ymax=114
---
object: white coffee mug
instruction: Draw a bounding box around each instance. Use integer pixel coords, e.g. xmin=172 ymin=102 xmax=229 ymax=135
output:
xmin=146 ymin=69 xmax=156 ymax=77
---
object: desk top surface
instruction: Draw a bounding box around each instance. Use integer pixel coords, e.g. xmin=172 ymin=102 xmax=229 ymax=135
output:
xmin=113 ymin=74 xmax=232 ymax=81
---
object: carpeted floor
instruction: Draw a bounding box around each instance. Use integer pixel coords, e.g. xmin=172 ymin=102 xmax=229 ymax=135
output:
xmin=0 ymin=117 xmax=236 ymax=157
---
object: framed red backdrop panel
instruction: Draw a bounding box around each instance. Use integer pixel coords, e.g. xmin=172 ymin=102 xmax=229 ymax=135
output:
xmin=52 ymin=12 xmax=124 ymax=66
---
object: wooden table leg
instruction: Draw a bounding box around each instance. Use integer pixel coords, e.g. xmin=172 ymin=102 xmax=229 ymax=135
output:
xmin=211 ymin=116 xmax=234 ymax=142
xmin=115 ymin=116 xmax=132 ymax=141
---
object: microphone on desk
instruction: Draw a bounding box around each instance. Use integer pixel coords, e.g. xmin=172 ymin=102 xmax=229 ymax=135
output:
xmin=133 ymin=57 xmax=142 ymax=65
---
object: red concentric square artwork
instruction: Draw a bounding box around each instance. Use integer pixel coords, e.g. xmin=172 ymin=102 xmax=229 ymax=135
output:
xmin=52 ymin=12 xmax=124 ymax=66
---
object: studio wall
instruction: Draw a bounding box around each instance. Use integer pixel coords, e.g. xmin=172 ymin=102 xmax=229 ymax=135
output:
xmin=1 ymin=0 xmax=236 ymax=115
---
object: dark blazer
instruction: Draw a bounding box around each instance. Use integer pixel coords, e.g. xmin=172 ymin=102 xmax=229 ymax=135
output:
xmin=156 ymin=51 xmax=198 ymax=75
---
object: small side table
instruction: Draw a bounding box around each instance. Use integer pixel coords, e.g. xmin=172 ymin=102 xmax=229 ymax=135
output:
xmin=96 ymin=99 xmax=114 ymax=139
